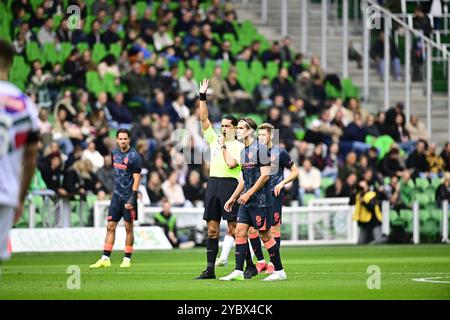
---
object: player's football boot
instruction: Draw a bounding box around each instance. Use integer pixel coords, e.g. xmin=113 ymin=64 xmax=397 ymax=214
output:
xmin=261 ymin=270 xmax=287 ymax=281
xmin=194 ymin=269 xmax=216 ymax=280
xmin=256 ymin=261 xmax=268 ymax=273
xmin=215 ymin=258 xmax=228 ymax=267
xmin=244 ymin=264 xmax=258 ymax=279
xmin=89 ymin=258 xmax=111 ymax=269
xmin=219 ymin=270 xmax=244 ymax=281
xmin=265 ymin=262 xmax=275 ymax=274
xmin=120 ymin=258 xmax=131 ymax=268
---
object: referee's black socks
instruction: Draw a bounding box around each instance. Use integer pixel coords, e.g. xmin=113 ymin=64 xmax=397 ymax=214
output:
xmin=206 ymin=238 xmax=219 ymax=272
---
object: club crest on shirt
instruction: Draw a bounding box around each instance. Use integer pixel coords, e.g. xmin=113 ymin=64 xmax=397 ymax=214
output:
xmin=124 ymin=157 xmax=129 ymax=164
xmin=255 ymin=215 xmax=262 ymax=226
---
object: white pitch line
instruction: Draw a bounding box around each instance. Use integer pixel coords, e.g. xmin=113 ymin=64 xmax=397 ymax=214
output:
xmin=412 ymin=276 xmax=450 ymax=284
xmin=2 ymin=271 xmax=450 ymax=276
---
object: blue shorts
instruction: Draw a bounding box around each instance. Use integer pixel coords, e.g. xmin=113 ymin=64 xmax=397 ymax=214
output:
xmin=272 ymin=194 xmax=282 ymax=227
xmin=237 ymin=204 xmax=272 ymax=231
xmin=108 ymin=195 xmax=137 ymax=222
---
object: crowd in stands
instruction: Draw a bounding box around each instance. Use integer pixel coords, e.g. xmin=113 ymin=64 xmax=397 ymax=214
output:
xmin=4 ymin=0 xmax=450 ymax=230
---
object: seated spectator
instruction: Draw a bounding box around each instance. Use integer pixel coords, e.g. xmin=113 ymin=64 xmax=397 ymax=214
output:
xmin=179 ymin=68 xmax=199 ymax=105
xmin=153 ymin=23 xmax=174 ymax=52
xmin=154 ymin=200 xmax=180 ymax=247
xmin=406 ymin=139 xmax=430 ymax=178
xmin=338 ymin=151 xmax=358 ymax=179
xmin=436 ymin=172 xmax=450 ymax=208
xmin=405 ymin=115 xmax=428 ymax=142
xmin=220 ymin=10 xmax=239 ymax=39
xmin=280 ymin=36 xmax=294 ymax=62
xmin=440 ymin=142 xmax=450 ymax=172
xmin=307 ymin=108 xmax=343 ymax=145
xmin=379 ymin=146 xmax=406 ymax=178
xmin=101 ymin=22 xmax=120 ymax=49
xmin=271 ymin=68 xmax=296 ymax=106
xmin=96 ymin=155 xmax=114 ymax=195
xmin=183 ymin=25 xmax=202 ymax=49
xmin=107 ymin=92 xmax=133 ymax=129
xmin=365 ymin=113 xmax=380 ymax=137
xmin=98 ymin=54 xmax=120 ymax=79
xmin=162 ymin=171 xmax=186 ymax=207
xmin=183 ymin=170 xmax=205 ymax=207
xmin=82 ymin=142 xmax=104 ymax=173
xmin=341 ymin=111 xmax=370 ymax=155
xmin=387 ymin=113 xmax=415 ymax=154
xmin=426 ymin=142 xmax=444 ymax=178
xmin=152 ymin=113 xmax=174 ymax=147
xmin=323 ymin=142 xmax=340 ymax=179
xmin=172 ymin=93 xmax=190 ymax=125
xmin=225 ymin=68 xmax=253 ymax=113
xmin=325 ymin=177 xmax=350 ymax=198
xmin=149 ymin=91 xmax=180 ymax=125
xmin=37 ymin=17 xmax=56 ymax=46
xmin=298 ymin=158 xmax=321 ymax=205
xmin=253 ymin=76 xmax=273 ymax=109
xmin=289 ymin=53 xmax=306 ymax=80
xmin=147 ymin=172 xmax=165 ymax=206
xmin=308 ymin=55 xmax=325 ymax=82
xmin=375 ymin=111 xmax=389 ymax=136
xmin=311 ymin=143 xmax=326 ymax=171
xmin=215 ymin=40 xmax=235 ymax=64
xmin=261 ymin=41 xmax=281 ymax=65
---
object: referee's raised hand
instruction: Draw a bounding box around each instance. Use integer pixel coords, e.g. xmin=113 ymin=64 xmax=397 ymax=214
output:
xmin=199 ymin=78 xmax=210 ymax=94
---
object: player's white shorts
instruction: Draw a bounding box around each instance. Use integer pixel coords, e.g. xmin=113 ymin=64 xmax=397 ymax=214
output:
xmin=0 ymin=206 xmax=15 ymax=261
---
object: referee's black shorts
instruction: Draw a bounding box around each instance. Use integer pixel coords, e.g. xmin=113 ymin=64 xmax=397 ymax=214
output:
xmin=203 ymin=177 xmax=238 ymax=222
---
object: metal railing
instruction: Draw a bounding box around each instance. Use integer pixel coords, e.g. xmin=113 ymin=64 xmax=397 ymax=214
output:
xmin=250 ymin=0 xmax=450 ymax=143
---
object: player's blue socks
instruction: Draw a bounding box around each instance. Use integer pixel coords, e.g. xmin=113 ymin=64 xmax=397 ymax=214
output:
xmin=264 ymin=238 xmax=283 ymax=271
xmin=206 ymin=238 xmax=219 ymax=271
xmin=235 ymin=237 xmax=248 ymax=271
xmin=249 ymin=232 xmax=265 ymax=261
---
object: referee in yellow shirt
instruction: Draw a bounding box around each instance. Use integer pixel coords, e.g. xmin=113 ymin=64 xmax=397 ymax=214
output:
xmin=195 ymin=79 xmax=244 ymax=280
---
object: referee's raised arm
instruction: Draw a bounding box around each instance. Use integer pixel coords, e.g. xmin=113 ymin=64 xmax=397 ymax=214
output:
xmin=198 ymin=78 xmax=212 ymax=131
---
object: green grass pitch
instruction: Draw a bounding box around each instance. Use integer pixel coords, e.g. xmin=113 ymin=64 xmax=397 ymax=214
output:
xmin=0 ymin=245 xmax=449 ymax=299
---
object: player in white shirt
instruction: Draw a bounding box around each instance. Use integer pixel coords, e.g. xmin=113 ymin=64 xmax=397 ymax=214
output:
xmin=0 ymin=40 xmax=39 ymax=261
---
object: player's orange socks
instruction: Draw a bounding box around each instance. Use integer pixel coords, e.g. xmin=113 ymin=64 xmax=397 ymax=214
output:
xmin=124 ymin=245 xmax=133 ymax=259
xmin=103 ymin=243 xmax=113 ymax=258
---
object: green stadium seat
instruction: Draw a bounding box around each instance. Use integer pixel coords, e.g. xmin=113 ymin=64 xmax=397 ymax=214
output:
xmin=77 ymin=42 xmax=89 ymax=54
xmin=429 ymin=208 xmax=443 ymax=221
xmin=92 ymin=43 xmax=107 ymax=63
xmin=294 ymin=129 xmax=305 ymax=141
xmin=321 ymin=177 xmax=335 ymax=191
xmin=135 ymin=1 xmax=149 ymax=19
xmin=26 ymin=41 xmax=44 ymax=64
xmin=250 ymin=60 xmax=264 ymax=82
xmin=431 ymin=177 xmax=442 ymax=191
xmin=389 ymin=211 xmax=405 ymax=227
xmin=302 ymin=193 xmax=317 ymax=206
xmin=415 ymin=177 xmax=430 ymax=191
xmin=109 ymin=42 xmax=122 ymax=58
xmin=60 ymin=42 xmax=73 ymax=62
xmin=414 ymin=192 xmax=431 ymax=208
xmin=265 ymin=61 xmax=279 ymax=80
xmin=399 ymin=209 xmax=413 ymax=233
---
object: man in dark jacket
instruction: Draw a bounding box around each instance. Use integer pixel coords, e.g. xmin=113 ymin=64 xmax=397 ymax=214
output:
xmin=154 ymin=200 xmax=179 ymax=247
xmin=406 ymin=140 xmax=430 ymax=178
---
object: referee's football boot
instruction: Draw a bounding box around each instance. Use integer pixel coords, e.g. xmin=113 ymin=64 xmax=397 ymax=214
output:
xmin=194 ymin=269 xmax=216 ymax=280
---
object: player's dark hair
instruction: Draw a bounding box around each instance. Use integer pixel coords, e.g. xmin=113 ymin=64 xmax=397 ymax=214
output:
xmin=116 ymin=128 xmax=131 ymax=138
xmin=0 ymin=40 xmax=15 ymax=71
xmin=239 ymin=117 xmax=257 ymax=131
xmin=223 ymin=115 xmax=238 ymax=127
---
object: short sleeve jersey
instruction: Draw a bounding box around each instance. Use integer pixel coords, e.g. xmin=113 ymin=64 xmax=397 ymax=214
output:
xmin=203 ymin=125 xmax=243 ymax=179
xmin=111 ymin=147 xmax=142 ymax=200
xmin=241 ymin=140 xmax=272 ymax=208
